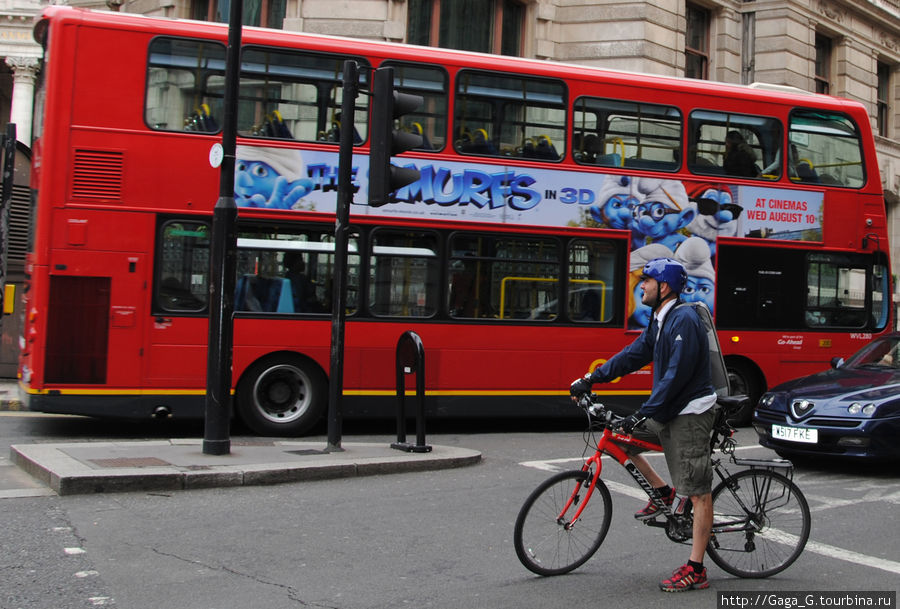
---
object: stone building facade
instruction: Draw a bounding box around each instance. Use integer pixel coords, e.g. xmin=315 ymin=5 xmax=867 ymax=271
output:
xmin=1 ymin=0 xmax=899 ymax=273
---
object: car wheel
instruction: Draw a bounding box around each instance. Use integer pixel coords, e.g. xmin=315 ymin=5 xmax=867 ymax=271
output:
xmin=725 ymin=359 xmax=761 ymax=426
xmin=236 ymin=355 xmax=327 ymax=436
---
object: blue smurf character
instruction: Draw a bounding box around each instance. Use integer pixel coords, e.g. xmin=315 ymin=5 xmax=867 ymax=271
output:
xmin=592 ymin=175 xmax=640 ymax=244
xmin=631 ymin=178 xmax=696 ymax=251
xmin=235 ymin=145 xmax=314 ymax=209
xmin=675 ymin=236 xmax=716 ymax=314
xmin=627 ymin=243 xmax=673 ymax=329
xmin=686 ymin=183 xmax=742 ymax=257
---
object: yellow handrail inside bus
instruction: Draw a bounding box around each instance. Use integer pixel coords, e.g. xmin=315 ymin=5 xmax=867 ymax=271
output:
xmin=603 ymin=137 xmax=626 ymax=166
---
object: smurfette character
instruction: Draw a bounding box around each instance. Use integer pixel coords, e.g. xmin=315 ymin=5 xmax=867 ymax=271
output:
xmin=674 ymin=236 xmax=716 ymax=314
xmin=592 ymin=175 xmax=641 ymax=245
xmin=627 ymin=243 xmax=673 ymax=329
xmin=686 ymin=183 xmax=742 ymax=257
xmin=235 ymin=145 xmax=314 ymax=209
xmin=630 ymin=178 xmax=696 ymax=251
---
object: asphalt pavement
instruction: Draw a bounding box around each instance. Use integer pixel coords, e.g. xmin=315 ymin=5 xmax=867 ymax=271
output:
xmin=1 ymin=380 xmax=482 ymax=496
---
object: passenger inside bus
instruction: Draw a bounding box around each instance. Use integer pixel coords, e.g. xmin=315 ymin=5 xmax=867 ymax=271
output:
xmin=283 ymin=252 xmax=322 ymax=313
xmin=722 ymin=130 xmax=759 ymax=177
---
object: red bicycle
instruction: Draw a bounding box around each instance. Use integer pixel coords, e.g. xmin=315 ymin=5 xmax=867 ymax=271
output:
xmin=513 ymin=394 xmax=810 ymax=578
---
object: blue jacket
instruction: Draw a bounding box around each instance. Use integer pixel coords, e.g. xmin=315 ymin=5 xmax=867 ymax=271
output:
xmin=589 ymin=301 xmax=714 ymax=423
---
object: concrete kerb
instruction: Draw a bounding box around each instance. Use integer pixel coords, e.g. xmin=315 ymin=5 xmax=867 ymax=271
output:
xmin=9 ymin=440 xmax=482 ymax=496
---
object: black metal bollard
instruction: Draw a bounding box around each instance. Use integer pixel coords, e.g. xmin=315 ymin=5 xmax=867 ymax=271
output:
xmin=391 ymin=330 xmax=432 ymax=453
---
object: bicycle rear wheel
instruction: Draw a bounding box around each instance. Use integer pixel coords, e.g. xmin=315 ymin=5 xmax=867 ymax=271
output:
xmin=707 ymin=469 xmax=810 ymax=578
xmin=514 ymin=470 xmax=612 ymax=576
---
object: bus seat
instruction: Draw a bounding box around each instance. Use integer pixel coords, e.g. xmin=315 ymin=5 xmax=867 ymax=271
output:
xmin=533 ymin=135 xmax=559 ymax=160
xmin=184 ymin=104 xmax=218 ymax=133
xmin=266 ymin=111 xmax=293 ymax=139
xmin=795 ymin=160 xmax=819 ymax=182
xmin=326 ymin=116 xmax=362 ymax=144
xmin=470 ymin=128 xmax=496 ymax=154
xmin=198 ymin=104 xmax=218 ymax=132
xmin=409 ymin=122 xmax=432 ymax=150
xmin=460 ymin=128 xmax=495 ymax=154
xmin=235 ymin=275 xmax=262 ymax=312
xmin=275 ymin=278 xmax=294 ymax=313
xmin=595 ymin=153 xmax=622 ymax=167
xmin=521 ymin=138 xmax=536 ymax=158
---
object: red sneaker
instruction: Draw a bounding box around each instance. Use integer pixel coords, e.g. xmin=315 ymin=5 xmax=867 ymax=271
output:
xmin=634 ymin=487 xmax=676 ymax=520
xmin=659 ymin=563 xmax=709 ymax=592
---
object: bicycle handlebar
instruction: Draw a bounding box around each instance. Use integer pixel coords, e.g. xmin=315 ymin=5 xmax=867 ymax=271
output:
xmin=574 ymin=393 xmax=625 ymax=428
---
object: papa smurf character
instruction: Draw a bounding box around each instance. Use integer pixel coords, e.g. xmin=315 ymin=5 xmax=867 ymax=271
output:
xmin=675 ymin=236 xmax=716 ymax=314
xmin=631 ymin=178 xmax=696 ymax=251
xmin=235 ymin=145 xmax=314 ymax=209
xmin=592 ymin=175 xmax=641 ymax=246
xmin=628 ymin=243 xmax=674 ymax=329
xmin=686 ymin=183 xmax=742 ymax=257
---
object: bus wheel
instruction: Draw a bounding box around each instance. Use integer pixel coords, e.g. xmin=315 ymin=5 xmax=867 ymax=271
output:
xmin=236 ymin=355 xmax=326 ymax=436
xmin=725 ymin=359 xmax=762 ymax=426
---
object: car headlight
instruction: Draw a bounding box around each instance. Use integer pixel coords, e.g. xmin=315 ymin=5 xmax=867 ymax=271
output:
xmin=759 ymin=393 xmax=775 ymax=408
xmin=848 ymin=402 xmax=877 ymax=416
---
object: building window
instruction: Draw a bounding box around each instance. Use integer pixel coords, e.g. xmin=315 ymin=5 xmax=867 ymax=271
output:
xmin=814 ymin=34 xmax=831 ymax=95
xmin=877 ymin=62 xmax=891 ymax=137
xmin=407 ymin=0 xmax=524 ymax=56
xmin=192 ymin=0 xmax=285 ymax=29
xmin=685 ymin=3 xmax=709 ymax=80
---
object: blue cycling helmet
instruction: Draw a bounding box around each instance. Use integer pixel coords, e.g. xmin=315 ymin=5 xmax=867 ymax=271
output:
xmin=641 ymin=257 xmax=687 ymax=293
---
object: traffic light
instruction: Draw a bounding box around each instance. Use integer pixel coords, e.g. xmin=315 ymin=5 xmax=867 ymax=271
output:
xmin=368 ymin=66 xmax=424 ymax=207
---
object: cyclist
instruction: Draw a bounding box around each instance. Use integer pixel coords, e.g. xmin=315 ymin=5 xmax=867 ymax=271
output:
xmin=570 ymin=257 xmax=717 ymax=592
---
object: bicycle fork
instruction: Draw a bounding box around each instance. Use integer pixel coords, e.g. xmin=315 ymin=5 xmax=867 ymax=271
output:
xmin=556 ymin=459 xmax=603 ymax=529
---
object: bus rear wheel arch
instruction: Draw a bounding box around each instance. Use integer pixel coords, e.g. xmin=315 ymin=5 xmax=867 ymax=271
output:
xmin=236 ymin=353 xmax=327 ymax=436
xmin=724 ymin=357 xmax=764 ymax=426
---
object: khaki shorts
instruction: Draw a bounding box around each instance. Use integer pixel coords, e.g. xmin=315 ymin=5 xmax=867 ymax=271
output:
xmin=625 ymin=408 xmax=716 ymax=497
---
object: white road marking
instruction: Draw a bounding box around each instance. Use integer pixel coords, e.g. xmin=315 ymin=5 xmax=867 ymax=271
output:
xmin=519 ymin=452 xmax=900 ymax=576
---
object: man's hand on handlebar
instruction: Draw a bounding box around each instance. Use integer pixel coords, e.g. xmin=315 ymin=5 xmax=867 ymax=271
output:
xmin=570 ymin=374 xmax=593 ymax=399
xmin=619 ymin=413 xmax=647 ymax=435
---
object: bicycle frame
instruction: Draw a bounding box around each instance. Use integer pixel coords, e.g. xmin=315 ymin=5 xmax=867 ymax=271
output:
xmin=560 ymin=425 xmax=668 ymax=528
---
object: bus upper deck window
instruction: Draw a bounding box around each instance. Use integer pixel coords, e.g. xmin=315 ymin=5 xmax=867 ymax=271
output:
xmin=573 ymin=97 xmax=681 ymax=171
xmin=688 ymin=110 xmax=782 ymax=181
xmin=145 ymin=38 xmax=226 ymax=133
xmin=788 ymin=110 xmax=864 ymax=188
xmin=238 ymin=47 xmax=370 ymax=144
xmin=455 ymin=70 xmax=566 ymax=161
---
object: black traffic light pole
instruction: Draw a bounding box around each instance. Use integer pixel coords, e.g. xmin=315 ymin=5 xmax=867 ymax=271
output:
xmin=203 ymin=0 xmax=243 ymax=456
xmin=326 ymin=60 xmax=359 ymax=452
xmin=325 ymin=64 xmax=421 ymax=451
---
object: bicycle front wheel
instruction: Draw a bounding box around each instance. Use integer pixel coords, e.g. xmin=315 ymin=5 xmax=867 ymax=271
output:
xmin=707 ymin=469 xmax=811 ymax=578
xmin=514 ymin=470 xmax=613 ymax=576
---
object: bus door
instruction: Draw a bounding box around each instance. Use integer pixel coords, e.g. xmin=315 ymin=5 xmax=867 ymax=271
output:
xmin=43 ymin=250 xmax=147 ymax=388
xmin=144 ymin=219 xmax=209 ymax=387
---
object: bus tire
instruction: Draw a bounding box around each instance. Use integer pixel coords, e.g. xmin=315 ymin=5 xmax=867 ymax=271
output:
xmin=725 ymin=359 xmax=762 ymax=426
xmin=236 ymin=354 xmax=327 ymax=436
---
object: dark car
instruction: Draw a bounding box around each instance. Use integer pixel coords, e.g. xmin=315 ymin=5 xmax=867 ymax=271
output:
xmin=753 ymin=333 xmax=900 ymax=461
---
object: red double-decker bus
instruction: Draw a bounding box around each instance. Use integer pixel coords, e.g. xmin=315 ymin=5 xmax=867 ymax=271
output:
xmin=19 ymin=6 xmax=891 ymax=435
